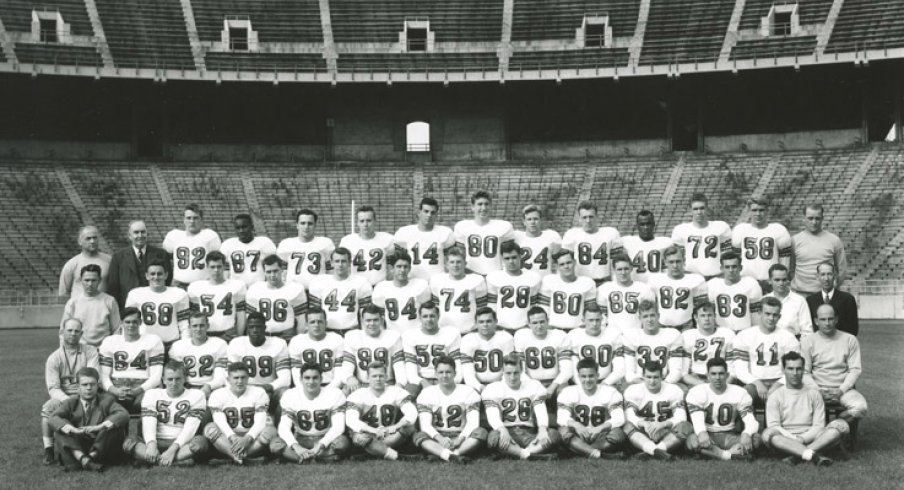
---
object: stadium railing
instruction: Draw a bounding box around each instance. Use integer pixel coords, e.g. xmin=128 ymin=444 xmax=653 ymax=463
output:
xmin=0 ymin=289 xmax=65 ymax=307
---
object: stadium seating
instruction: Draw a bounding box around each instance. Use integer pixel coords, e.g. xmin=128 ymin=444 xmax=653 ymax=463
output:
xmin=589 ymin=157 xmax=675 ymax=233
xmin=329 ymin=0 xmax=504 ymax=43
xmin=93 ymin=0 xmax=195 ymax=69
xmin=508 ymin=47 xmax=631 ymax=71
xmin=639 ymin=0 xmax=736 ymax=65
xmin=14 ymin=44 xmax=103 ymax=66
xmin=157 ymin=166 xmax=249 ymax=236
xmin=205 ymin=52 xmax=327 ymax=72
xmin=2 ymin=0 xmax=94 ymax=36
xmin=826 ymin=0 xmax=904 ymax=54
xmin=191 ymin=0 xmax=323 ymax=44
xmin=730 ymin=36 xmax=818 ymax=61
xmin=336 ymin=52 xmax=498 ymax=73
xmin=511 ymin=0 xmax=640 ymax=41
xmin=737 ymin=0 xmax=834 ymax=31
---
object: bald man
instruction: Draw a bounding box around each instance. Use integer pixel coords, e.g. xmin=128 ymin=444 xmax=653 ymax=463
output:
xmin=107 ymin=220 xmax=172 ymax=309
xmin=59 ymin=226 xmax=111 ymax=299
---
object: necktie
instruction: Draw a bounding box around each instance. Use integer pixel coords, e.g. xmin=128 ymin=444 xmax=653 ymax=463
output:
xmin=824 ymin=293 xmax=830 ymax=303
xmin=138 ymin=249 xmax=144 ymax=266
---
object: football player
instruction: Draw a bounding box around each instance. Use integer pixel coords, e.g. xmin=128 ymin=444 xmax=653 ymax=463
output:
xmin=429 ymin=246 xmax=487 ymax=335
xmin=339 ymin=205 xmax=395 ymax=285
xmin=706 ymin=252 xmax=763 ymax=331
xmin=278 ymin=363 xmax=350 ymax=463
xmin=732 ymin=296 xmax=800 ymax=404
xmin=277 ymin=209 xmax=335 ymax=288
xmin=538 ymin=250 xmax=597 ymax=331
xmin=597 ymin=254 xmax=655 ymax=332
xmin=764 ymin=264 xmax=813 ymax=338
xmin=623 ymin=361 xmax=692 ymax=460
xmin=124 ymin=260 xmax=190 ymax=347
xmin=339 ymin=305 xmax=407 ymax=391
xmin=187 ymin=251 xmax=246 ymax=341
xmin=167 ymin=312 xmax=228 ymax=397
xmin=566 ymin=304 xmax=624 ymax=387
xmin=394 ymin=197 xmax=456 ymax=281
xmin=459 ymin=307 xmax=515 ymax=393
xmin=561 ymin=201 xmax=622 ymax=286
xmin=622 ymin=300 xmax=684 ymax=386
xmin=557 ymin=358 xmax=627 ymax=459
xmin=98 ymin=307 xmax=164 ymax=413
xmin=372 ymin=251 xmax=431 ymax=334
xmin=646 ymin=246 xmax=707 ymax=331
xmin=514 ymin=307 xmax=571 ymax=403
xmin=307 ymin=247 xmax=372 ymax=334
xmin=288 ymin=307 xmax=346 ymax=392
xmin=226 ymin=312 xmax=292 ymax=412
xmin=485 ymin=241 xmax=541 ymax=334
xmin=60 ymin=264 xmax=120 ymax=346
xmin=401 ymin=302 xmax=462 ymax=396
xmin=346 ymin=361 xmax=418 ymax=460
xmin=731 ymin=199 xmax=792 ymax=291
xmin=680 ymin=302 xmax=735 ymax=391
xmin=453 ymin=190 xmax=515 ymax=276
xmin=245 ymin=254 xmax=307 ymax=341
xmin=220 ymin=213 xmax=277 ymax=286
xmin=671 ymin=194 xmax=732 ymax=280
xmin=619 ymin=210 xmax=672 ymax=283
xmin=790 ymin=204 xmax=847 ymax=296
xmin=513 ymin=204 xmax=562 ymax=277
xmin=162 ymin=204 xmax=222 ymax=288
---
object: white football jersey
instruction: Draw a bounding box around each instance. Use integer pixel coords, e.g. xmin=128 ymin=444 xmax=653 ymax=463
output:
xmin=401 ymin=327 xmax=462 ymax=380
xmin=621 ymin=327 xmax=683 ymax=382
xmin=416 ymin=384 xmax=481 ymax=435
xmin=513 ymin=328 xmax=569 ymax=383
xmin=277 ymin=236 xmax=335 ymax=288
xmin=459 ymin=330 xmax=515 ymax=384
xmin=481 ymin=378 xmax=546 ymax=428
xmin=706 ymin=277 xmax=763 ymax=331
xmin=681 ymin=327 xmax=736 ymax=377
xmin=280 ymin=386 xmax=347 ymax=438
xmin=566 ymin=327 xmax=623 ymax=382
xmin=596 ymin=280 xmax=656 ymax=332
xmin=208 ymin=386 xmax=270 ymax=435
xmin=227 ymin=336 xmax=290 ymax=385
xmin=141 ymin=388 xmax=206 ymax=441
xmin=686 ymin=384 xmax=753 ymax=433
xmin=187 ymin=279 xmax=247 ymax=333
xmin=429 ymin=273 xmax=487 ymax=334
xmin=561 ymin=227 xmax=622 ymax=281
xmin=671 ymin=221 xmax=732 ymax=277
xmin=307 ymin=274 xmax=372 ymax=332
xmin=338 ymin=232 xmax=395 ymax=285
xmin=485 ymin=269 xmax=542 ymax=330
xmin=99 ymin=334 xmax=165 ymax=381
xmin=393 ymin=224 xmax=456 ymax=280
xmin=341 ymin=329 xmax=404 ymax=384
xmin=453 ymin=219 xmax=515 ymax=276
xmin=732 ymin=327 xmax=800 ymax=382
xmin=646 ymin=273 xmax=708 ymax=328
xmin=125 ymin=286 xmax=190 ymax=343
xmin=372 ymin=279 xmax=432 ymax=334
xmin=245 ymin=282 xmax=307 ymax=334
xmin=620 ymin=235 xmax=673 ymax=282
xmin=346 ymin=386 xmax=413 ymax=429
xmin=557 ymin=384 xmax=624 ymax=430
xmin=623 ymin=382 xmax=686 ymax=424
xmin=163 ymin=228 xmax=222 ymax=284
xmin=220 ymin=236 xmax=277 ymax=286
xmin=168 ymin=337 xmax=228 ymax=387
xmin=731 ymin=223 xmax=793 ymax=281
xmin=513 ymin=230 xmax=562 ymax=277
xmin=538 ymin=275 xmax=597 ymax=330
xmin=288 ymin=332 xmax=345 ymax=386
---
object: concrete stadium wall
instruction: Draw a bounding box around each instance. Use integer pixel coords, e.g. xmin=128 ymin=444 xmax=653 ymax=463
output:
xmin=705 ymin=129 xmax=862 ymax=153
xmin=0 ymin=140 xmax=131 ymax=161
xmin=857 ymin=294 xmax=904 ymax=320
xmin=170 ymin=143 xmax=326 ymax=162
xmin=0 ymin=305 xmax=64 ymax=329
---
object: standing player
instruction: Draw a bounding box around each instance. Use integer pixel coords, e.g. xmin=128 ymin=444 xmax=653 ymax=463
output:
xmin=685 ymin=358 xmax=759 ymax=461
xmin=453 ymin=190 xmax=515 ymax=276
xmin=394 ymin=197 xmax=456 ymax=280
xmin=731 ymin=199 xmax=792 ymax=291
xmin=482 ymin=353 xmax=560 ymax=460
xmin=764 ymin=264 xmax=813 ymax=338
xmin=99 ymin=307 xmax=164 ymax=413
xmin=401 ymin=303 xmax=462 ymax=396
xmin=514 ymin=204 xmax=562 ymax=277
xmin=597 ymin=255 xmax=655 ymax=332
xmin=124 ymin=361 xmax=208 ymax=466
xmin=339 ymin=305 xmax=407 ymax=391
xmin=187 ymin=251 xmax=246 ymax=341
xmin=514 ymin=307 xmax=572 ymax=408
xmin=278 ymin=363 xmax=350 ymax=463
xmin=671 ymin=194 xmax=732 ymax=280
xmin=372 ymin=252 xmax=431 ymax=334
xmin=307 ymin=248 xmax=372 ymax=334
xmin=245 ymin=255 xmax=307 ymax=340
xmin=485 ymin=242 xmax=542 ymax=333
xmin=429 ymin=246 xmax=487 ymax=335
xmin=205 ymin=362 xmax=284 ymax=464
xmin=345 ymin=362 xmax=418 ymax=460
xmin=459 ymin=307 xmax=515 ymax=393
xmin=561 ymin=201 xmax=622 ymax=286
xmin=622 ymin=300 xmax=684 ymax=386
xmin=732 ymin=296 xmax=800 ymax=405
xmin=413 ymin=356 xmax=486 ymax=462
xmin=60 ymin=264 xmax=120 ymax=347
xmin=220 ymin=214 xmax=276 ymax=287
xmin=168 ymin=312 xmax=228 ymax=397
xmin=538 ymin=250 xmax=597 ymax=331
xmin=706 ymin=252 xmax=763 ymax=332
xmin=557 ymin=358 xmax=627 ymax=459
xmin=791 ymin=204 xmax=847 ymax=296
xmin=680 ymin=302 xmax=736 ymax=390
xmin=339 ymin=205 xmax=395 ymax=285
xmin=620 ymin=210 xmax=672 ymax=283
xmin=647 ymin=246 xmax=708 ymax=330
xmin=277 ymin=209 xmax=335 ymax=288
xmin=566 ymin=304 xmax=624 ymax=387
xmin=623 ymin=361 xmax=692 ymax=460
xmin=227 ymin=313 xmax=292 ymax=411
xmin=125 ymin=260 xmax=191 ymax=347
xmin=288 ymin=308 xmax=346 ymax=392
xmin=59 ymin=226 xmax=111 ymax=298
xmin=163 ymin=204 xmax=222 ymax=288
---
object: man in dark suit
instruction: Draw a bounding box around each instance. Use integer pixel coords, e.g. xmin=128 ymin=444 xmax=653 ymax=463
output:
xmin=807 ymin=262 xmax=859 ymax=336
xmin=107 ymin=220 xmax=172 ymax=309
xmin=48 ymin=367 xmax=129 ymax=472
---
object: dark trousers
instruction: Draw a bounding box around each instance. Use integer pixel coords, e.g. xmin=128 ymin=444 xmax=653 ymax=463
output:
xmin=55 ymin=427 xmax=126 ymax=467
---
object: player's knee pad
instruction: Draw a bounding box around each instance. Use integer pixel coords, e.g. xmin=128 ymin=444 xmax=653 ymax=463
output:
xmin=469 ymin=427 xmax=489 ymax=442
xmin=352 ymin=432 xmax=374 ymax=448
xmin=188 ymin=435 xmax=209 ymax=455
xmin=411 ymin=431 xmax=431 ymax=448
xmin=622 ymin=422 xmax=639 ymax=437
xmin=546 ymin=428 xmax=562 ymax=448
xmin=203 ymin=422 xmax=222 ymax=442
xmin=123 ymin=436 xmax=140 ymax=455
xmin=258 ymin=425 xmax=278 ymax=444
xmin=486 ymin=430 xmax=501 ymax=449
xmin=331 ymin=435 xmax=351 ymax=454
xmin=672 ymin=421 xmax=694 ymax=440
xmin=607 ymin=427 xmax=627 ymax=445
xmin=268 ymin=437 xmax=287 ymax=455
xmin=397 ymin=424 xmax=416 ymax=437
xmin=827 ymin=418 xmax=850 ymax=436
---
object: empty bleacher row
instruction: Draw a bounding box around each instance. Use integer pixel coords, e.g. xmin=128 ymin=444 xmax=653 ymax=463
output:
xmin=93 ymin=0 xmax=195 ymax=70
xmin=511 ymin=0 xmax=640 ymax=41
xmin=738 ymin=0 xmax=834 ymax=31
xmin=336 ymin=52 xmax=498 ymax=73
xmin=2 ymin=0 xmax=94 ymax=36
xmin=826 ymin=0 xmax=904 ymax=54
xmin=639 ymin=0 xmax=736 ymax=65
xmin=205 ymin=52 xmax=326 ymax=72
xmin=731 ymin=36 xmax=817 ymax=61
xmin=508 ymin=47 xmax=630 ymax=71
xmin=192 ymin=0 xmax=323 ymax=44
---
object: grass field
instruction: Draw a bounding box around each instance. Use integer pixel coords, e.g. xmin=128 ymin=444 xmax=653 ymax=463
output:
xmin=3 ymin=322 xmax=903 ymax=489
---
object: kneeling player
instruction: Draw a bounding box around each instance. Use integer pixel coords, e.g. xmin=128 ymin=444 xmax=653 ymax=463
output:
xmin=413 ymin=356 xmax=486 ymax=462
xmin=124 ymin=361 xmax=208 ymax=466
xmin=278 ymin=363 xmax=350 ymax=463
xmin=557 ymin=358 xmax=627 ymax=459
xmin=346 ymin=361 xmax=418 ymax=460
xmin=483 ymin=353 xmax=561 ymax=460
xmin=204 ymin=362 xmax=284 ymax=464
xmin=685 ymin=358 xmax=760 ymax=461
xmin=623 ymin=361 xmax=692 ymax=460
